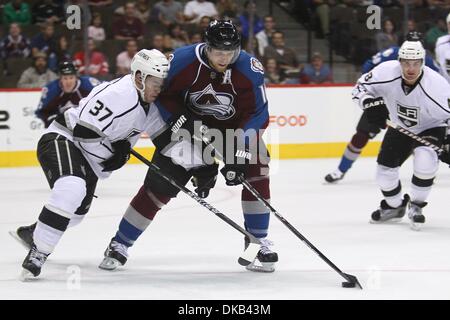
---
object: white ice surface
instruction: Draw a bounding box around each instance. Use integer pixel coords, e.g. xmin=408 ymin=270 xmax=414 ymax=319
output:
xmin=1 ymin=157 xmax=450 ymax=299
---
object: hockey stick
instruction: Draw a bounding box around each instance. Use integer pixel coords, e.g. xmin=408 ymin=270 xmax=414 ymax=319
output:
xmin=237 ymin=176 xmax=362 ymax=289
xmin=386 ymin=119 xmax=445 ymax=154
xmin=196 ymin=137 xmax=362 ymax=288
xmin=130 ymin=149 xmax=260 ymax=267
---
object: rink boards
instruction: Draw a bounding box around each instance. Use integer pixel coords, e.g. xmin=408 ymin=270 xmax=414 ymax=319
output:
xmin=0 ymin=85 xmax=383 ymax=167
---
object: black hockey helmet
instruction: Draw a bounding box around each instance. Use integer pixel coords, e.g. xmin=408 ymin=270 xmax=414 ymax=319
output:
xmin=406 ymin=31 xmax=423 ymax=42
xmin=59 ymin=61 xmax=77 ymax=76
xmin=204 ymin=20 xmax=241 ymax=51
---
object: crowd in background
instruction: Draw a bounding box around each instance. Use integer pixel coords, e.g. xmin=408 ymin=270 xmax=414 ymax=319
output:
xmin=3 ymin=0 xmax=450 ymax=88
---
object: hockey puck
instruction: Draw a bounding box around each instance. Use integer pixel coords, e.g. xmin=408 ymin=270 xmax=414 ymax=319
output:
xmin=342 ymin=281 xmax=356 ymax=288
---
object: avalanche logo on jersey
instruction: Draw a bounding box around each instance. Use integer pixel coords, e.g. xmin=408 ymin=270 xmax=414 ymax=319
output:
xmin=397 ymin=103 xmax=419 ymax=128
xmin=250 ymin=57 xmax=264 ymax=74
xmin=188 ymin=84 xmax=236 ymax=120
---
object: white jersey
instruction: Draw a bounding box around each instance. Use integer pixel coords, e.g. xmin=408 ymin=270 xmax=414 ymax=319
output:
xmin=435 ymin=34 xmax=450 ymax=83
xmin=46 ymin=75 xmax=169 ymax=179
xmin=352 ymin=60 xmax=450 ymax=134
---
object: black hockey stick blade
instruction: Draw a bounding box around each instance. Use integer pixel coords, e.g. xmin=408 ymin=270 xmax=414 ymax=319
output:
xmin=342 ymin=273 xmax=363 ymax=289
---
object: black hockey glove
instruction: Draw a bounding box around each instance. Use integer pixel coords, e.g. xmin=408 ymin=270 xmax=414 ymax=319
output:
xmin=190 ymin=162 xmax=219 ymax=198
xmin=101 ymin=140 xmax=131 ymax=172
xmin=220 ymin=149 xmax=252 ymax=186
xmin=363 ymin=97 xmax=389 ymax=129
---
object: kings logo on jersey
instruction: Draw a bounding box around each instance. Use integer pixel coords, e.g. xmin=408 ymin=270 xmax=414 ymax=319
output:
xmin=188 ymin=84 xmax=236 ymax=120
xmin=397 ymin=103 xmax=419 ymax=128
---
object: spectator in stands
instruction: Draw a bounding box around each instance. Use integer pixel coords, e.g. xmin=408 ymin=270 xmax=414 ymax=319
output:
xmin=239 ymin=1 xmax=264 ymax=46
xmin=2 ymin=0 xmax=31 ymax=26
xmin=375 ymin=19 xmax=398 ymax=51
xmin=190 ymin=15 xmax=212 ymax=35
xmin=32 ymin=0 xmax=64 ymax=26
xmin=115 ymin=0 xmax=152 ymax=24
xmin=17 ymin=52 xmax=58 ymax=88
xmin=312 ymin=0 xmax=330 ymax=38
xmin=168 ymin=23 xmax=190 ymax=48
xmin=112 ymin=2 xmax=144 ymax=40
xmin=184 ymin=0 xmax=218 ymax=24
xmin=398 ymin=19 xmax=417 ymax=44
xmin=256 ymin=15 xmax=277 ymax=58
xmin=88 ymin=12 xmax=106 ymax=42
xmin=264 ymin=58 xmax=285 ymax=84
xmin=0 ymin=23 xmax=31 ymax=61
xmin=154 ymin=0 xmax=185 ymax=27
xmin=73 ymin=38 xmax=109 ymax=78
xmin=30 ymin=22 xmax=56 ymax=58
xmin=190 ymin=32 xmax=202 ymax=44
xmin=150 ymin=33 xmax=165 ymax=52
xmin=115 ymin=39 xmax=138 ymax=76
xmin=163 ymin=34 xmax=174 ymax=52
xmin=48 ymin=35 xmax=72 ymax=72
xmin=264 ymin=31 xmax=299 ymax=72
xmin=425 ymin=16 xmax=447 ymax=50
xmin=216 ymin=0 xmax=238 ymax=19
xmin=299 ymin=52 xmax=332 ymax=84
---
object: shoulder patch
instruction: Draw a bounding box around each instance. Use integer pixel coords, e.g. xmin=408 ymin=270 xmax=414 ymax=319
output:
xmin=89 ymin=77 xmax=101 ymax=87
xmin=250 ymin=57 xmax=264 ymax=74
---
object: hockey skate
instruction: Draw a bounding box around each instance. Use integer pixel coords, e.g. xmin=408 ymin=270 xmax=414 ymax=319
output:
xmin=9 ymin=222 xmax=36 ymax=250
xmin=245 ymin=237 xmax=278 ymax=273
xmin=324 ymin=170 xmax=345 ymax=183
xmin=370 ymin=194 xmax=410 ymax=223
xmin=99 ymin=238 xmax=129 ymax=271
xmin=408 ymin=201 xmax=427 ymax=231
xmin=21 ymin=244 xmax=49 ymax=280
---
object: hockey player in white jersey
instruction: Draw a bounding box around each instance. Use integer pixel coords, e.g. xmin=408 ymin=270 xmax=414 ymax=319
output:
xmin=12 ymin=49 xmax=172 ymax=279
xmin=352 ymin=39 xmax=450 ymax=230
xmin=434 ymin=13 xmax=450 ymax=83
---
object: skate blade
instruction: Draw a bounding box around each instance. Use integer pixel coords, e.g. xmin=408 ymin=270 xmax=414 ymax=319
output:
xmin=245 ymin=261 xmax=275 ymax=273
xmin=19 ymin=269 xmax=38 ymax=282
xmin=410 ymin=221 xmax=423 ymax=231
xmin=369 ymin=217 xmax=403 ymax=224
xmin=8 ymin=230 xmax=32 ymax=250
xmin=98 ymin=257 xmax=122 ymax=271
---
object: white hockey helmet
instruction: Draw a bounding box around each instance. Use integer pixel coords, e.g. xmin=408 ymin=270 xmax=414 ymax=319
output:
xmin=398 ymin=40 xmax=425 ymax=61
xmin=130 ymin=49 xmax=169 ymax=98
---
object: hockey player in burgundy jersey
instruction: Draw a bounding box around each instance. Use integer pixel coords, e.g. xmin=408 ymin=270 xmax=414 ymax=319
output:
xmin=100 ymin=20 xmax=278 ymax=273
xmin=35 ymin=61 xmax=100 ymax=127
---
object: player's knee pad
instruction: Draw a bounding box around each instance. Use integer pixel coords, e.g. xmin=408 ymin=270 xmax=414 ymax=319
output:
xmin=376 ymin=165 xmax=400 ymax=192
xmin=413 ymin=146 xmax=438 ymax=180
xmin=48 ymin=176 xmax=87 ymax=215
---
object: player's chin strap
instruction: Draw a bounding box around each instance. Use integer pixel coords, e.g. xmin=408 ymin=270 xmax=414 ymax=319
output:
xmin=199 ymin=135 xmax=362 ymax=289
xmin=386 ymin=119 xmax=445 ymax=154
xmin=129 ymin=149 xmax=261 ymax=267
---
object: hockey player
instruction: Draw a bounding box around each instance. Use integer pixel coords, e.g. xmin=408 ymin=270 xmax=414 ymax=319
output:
xmin=99 ymin=20 xmax=278 ymax=273
xmin=12 ymin=49 xmax=172 ymax=279
xmin=35 ymin=61 xmax=100 ymax=127
xmin=435 ymin=13 xmax=450 ymax=84
xmin=351 ymin=39 xmax=450 ymax=230
xmin=325 ymin=32 xmax=439 ymax=183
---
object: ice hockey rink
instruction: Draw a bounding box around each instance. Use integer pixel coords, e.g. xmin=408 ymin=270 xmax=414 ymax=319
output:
xmin=2 ymin=157 xmax=450 ymax=300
